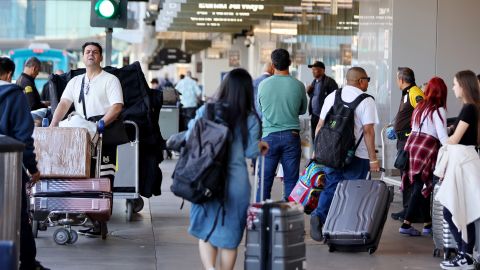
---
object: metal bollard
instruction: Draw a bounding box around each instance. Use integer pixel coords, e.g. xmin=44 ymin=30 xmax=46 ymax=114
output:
xmin=0 ymin=135 xmax=24 ymax=270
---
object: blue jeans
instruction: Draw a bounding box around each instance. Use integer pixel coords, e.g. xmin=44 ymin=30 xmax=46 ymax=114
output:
xmin=311 ymin=156 xmax=370 ymax=223
xmin=256 ymin=130 xmax=301 ymax=202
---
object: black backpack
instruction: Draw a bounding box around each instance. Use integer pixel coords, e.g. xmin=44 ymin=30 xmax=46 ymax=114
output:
xmin=314 ymin=89 xmax=373 ymax=169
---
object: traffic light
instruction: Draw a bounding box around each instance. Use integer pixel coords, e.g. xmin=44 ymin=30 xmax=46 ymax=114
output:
xmin=90 ymin=0 xmax=127 ymax=28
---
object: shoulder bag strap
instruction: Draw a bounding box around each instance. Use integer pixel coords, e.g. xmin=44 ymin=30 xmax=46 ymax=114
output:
xmin=78 ymin=75 xmax=87 ymax=119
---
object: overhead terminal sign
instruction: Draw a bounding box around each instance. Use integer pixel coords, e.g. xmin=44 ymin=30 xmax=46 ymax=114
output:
xmin=198 ymin=3 xmax=264 ymax=11
xmin=153 ymin=48 xmax=191 ymax=65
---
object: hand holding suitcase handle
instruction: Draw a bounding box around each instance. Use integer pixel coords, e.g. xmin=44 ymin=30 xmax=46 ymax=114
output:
xmin=366 ymin=167 xmax=385 ymax=180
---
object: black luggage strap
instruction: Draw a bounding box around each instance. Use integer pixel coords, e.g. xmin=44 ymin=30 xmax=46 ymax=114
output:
xmin=78 ymin=75 xmax=88 ymax=119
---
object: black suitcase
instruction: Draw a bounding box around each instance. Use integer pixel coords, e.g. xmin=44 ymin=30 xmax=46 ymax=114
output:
xmin=244 ymin=156 xmax=306 ymax=270
xmin=322 ymin=179 xmax=394 ymax=254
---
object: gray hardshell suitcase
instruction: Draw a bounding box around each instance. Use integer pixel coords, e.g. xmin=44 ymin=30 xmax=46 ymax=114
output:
xmin=322 ymin=179 xmax=394 ymax=254
xmin=432 ymin=183 xmax=457 ymax=259
xmin=245 ymin=202 xmax=306 ymax=270
xmin=245 ymin=155 xmax=306 ymax=270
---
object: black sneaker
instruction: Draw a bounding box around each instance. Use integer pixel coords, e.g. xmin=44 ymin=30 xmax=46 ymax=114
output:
xmin=78 ymin=227 xmax=101 ymax=237
xmin=20 ymin=261 xmax=50 ymax=270
xmin=390 ymin=210 xmax=405 ymax=221
xmin=440 ymin=252 xmax=475 ymax=270
xmin=310 ymin=215 xmax=323 ymax=242
xmin=78 ymin=227 xmax=94 ymax=235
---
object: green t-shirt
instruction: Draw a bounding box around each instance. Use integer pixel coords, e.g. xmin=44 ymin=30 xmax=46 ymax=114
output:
xmin=258 ymin=74 xmax=308 ymax=137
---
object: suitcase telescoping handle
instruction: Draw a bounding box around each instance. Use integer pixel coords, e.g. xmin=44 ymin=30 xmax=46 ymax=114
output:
xmin=253 ymin=154 xmax=266 ymax=203
xmin=366 ymin=167 xmax=386 ymax=180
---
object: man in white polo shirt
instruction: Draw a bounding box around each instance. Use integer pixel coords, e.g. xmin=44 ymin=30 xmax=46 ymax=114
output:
xmin=310 ymin=67 xmax=380 ymax=241
xmin=50 ymin=42 xmax=123 ymax=237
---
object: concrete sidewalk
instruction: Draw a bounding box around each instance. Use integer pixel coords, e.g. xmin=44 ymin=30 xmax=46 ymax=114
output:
xmin=37 ymin=159 xmax=440 ymax=270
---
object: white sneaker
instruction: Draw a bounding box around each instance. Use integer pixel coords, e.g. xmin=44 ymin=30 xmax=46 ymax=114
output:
xmin=440 ymin=253 xmax=474 ymax=270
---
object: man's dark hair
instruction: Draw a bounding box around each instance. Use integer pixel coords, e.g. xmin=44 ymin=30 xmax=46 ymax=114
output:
xmin=82 ymin=42 xmax=103 ymax=55
xmin=25 ymin=57 xmax=41 ymax=68
xmin=271 ymin=49 xmax=291 ymax=71
xmin=397 ymin=67 xmax=415 ymax=84
xmin=0 ymin=57 xmax=15 ymax=77
xmin=477 ymin=74 xmax=480 ymax=82
xmin=179 ymin=74 xmax=185 ymax=80
xmin=151 ymin=78 xmax=159 ymax=84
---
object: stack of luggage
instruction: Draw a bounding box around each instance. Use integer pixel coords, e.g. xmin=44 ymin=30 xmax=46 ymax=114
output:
xmin=30 ymin=127 xmax=112 ymax=244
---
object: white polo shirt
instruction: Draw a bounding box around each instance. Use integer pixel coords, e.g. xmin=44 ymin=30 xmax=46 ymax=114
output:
xmin=62 ymin=71 xmax=123 ymax=118
xmin=320 ymin=85 xmax=379 ymax=159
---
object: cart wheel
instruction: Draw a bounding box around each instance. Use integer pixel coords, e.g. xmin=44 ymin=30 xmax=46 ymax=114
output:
xmin=67 ymin=230 xmax=78 ymax=244
xmin=53 ymin=228 xmax=69 ymax=245
xmin=368 ymin=247 xmax=376 ymax=255
xmin=328 ymin=246 xmax=335 ymax=253
xmin=126 ymin=200 xmax=133 ymax=222
xmin=32 ymin=220 xmax=39 ymax=238
xmin=433 ymin=248 xmax=441 ymax=257
xmin=100 ymin=222 xmax=108 ymax=240
xmin=133 ymin=197 xmax=144 ymax=213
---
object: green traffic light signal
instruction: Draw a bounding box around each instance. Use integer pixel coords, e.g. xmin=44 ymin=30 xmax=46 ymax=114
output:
xmin=94 ymin=0 xmax=119 ymax=19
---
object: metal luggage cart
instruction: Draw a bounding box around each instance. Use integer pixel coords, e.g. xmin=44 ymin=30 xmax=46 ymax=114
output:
xmin=114 ymin=120 xmax=144 ymax=221
xmin=30 ymin=129 xmax=109 ymax=244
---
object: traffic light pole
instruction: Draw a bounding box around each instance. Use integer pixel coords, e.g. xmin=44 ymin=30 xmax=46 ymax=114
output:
xmin=105 ymin=27 xmax=113 ymax=66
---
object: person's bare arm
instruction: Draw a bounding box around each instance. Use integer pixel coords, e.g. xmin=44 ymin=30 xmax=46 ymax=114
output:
xmin=101 ymin=103 xmax=123 ymax=126
xmin=447 ymin=120 xmax=469 ymax=144
xmin=314 ymin=118 xmax=325 ymax=137
xmin=50 ymin=99 xmax=73 ymax=127
xmin=363 ymin=123 xmax=380 ymax=171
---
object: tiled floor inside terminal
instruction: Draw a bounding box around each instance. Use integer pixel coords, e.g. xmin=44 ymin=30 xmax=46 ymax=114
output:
xmin=36 ymin=159 xmax=441 ymax=270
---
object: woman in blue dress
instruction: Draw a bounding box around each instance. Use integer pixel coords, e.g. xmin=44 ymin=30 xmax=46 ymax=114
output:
xmin=185 ymin=68 xmax=268 ymax=270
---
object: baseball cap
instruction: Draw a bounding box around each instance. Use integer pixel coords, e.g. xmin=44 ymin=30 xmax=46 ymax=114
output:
xmin=308 ymin=61 xmax=325 ymax=69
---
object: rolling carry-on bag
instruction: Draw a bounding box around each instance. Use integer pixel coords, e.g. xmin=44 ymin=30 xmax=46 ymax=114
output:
xmin=432 ymin=182 xmax=457 ymax=259
xmin=322 ymin=171 xmax=394 ymax=254
xmin=245 ymin=156 xmax=306 ymax=270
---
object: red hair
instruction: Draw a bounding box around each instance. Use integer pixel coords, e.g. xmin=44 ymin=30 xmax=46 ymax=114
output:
xmin=413 ymin=77 xmax=447 ymax=126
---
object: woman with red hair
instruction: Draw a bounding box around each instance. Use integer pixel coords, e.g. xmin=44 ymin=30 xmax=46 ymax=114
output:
xmin=399 ymin=77 xmax=448 ymax=236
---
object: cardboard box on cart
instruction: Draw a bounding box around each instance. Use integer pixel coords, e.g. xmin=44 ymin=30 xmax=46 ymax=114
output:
xmin=33 ymin=127 xmax=91 ymax=178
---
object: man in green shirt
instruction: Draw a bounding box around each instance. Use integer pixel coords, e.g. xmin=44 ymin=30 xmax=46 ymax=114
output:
xmin=257 ymin=48 xmax=307 ymax=201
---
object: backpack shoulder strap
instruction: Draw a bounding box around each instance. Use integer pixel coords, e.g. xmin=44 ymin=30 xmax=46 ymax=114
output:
xmin=333 ymin=88 xmax=343 ymax=104
xmin=347 ymin=93 xmax=374 ymax=110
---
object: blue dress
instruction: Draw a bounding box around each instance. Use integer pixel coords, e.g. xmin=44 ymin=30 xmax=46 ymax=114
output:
xmin=186 ymin=105 xmax=260 ymax=249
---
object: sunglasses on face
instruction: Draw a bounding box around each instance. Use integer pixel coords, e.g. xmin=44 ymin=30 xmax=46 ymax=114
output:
xmin=359 ymin=77 xmax=371 ymax=82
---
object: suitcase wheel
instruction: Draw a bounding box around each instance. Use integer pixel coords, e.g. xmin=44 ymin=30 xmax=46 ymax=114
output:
xmin=133 ymin=197 xmax=144 ymax=213
xmin=368 ymin=247 xmax=376 ymax=255
xmin=67 ymin=230 xmax=78 ymax=244
xmin=53 ymin=228 xmax=70 ymax=245
xmin=444 ymin=248 xmax=457 ymax=261
xmin=328 ymin=245 xmax=335 ymax=253
xmin=126 ymin=200 xmax=133 ymax=222
xmin=32 ymin=220 xmax=39 ymax=238
xmin=433 ymin=248 xmax=441 ymax=257
xmin=100 ymin=222 xmax=108 ymax=240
